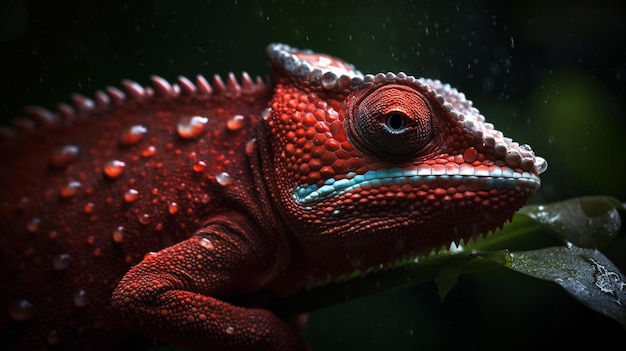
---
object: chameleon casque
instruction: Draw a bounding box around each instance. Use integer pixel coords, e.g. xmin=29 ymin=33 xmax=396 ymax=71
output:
xmin=0 ymin=43 xmax=547 ymax=350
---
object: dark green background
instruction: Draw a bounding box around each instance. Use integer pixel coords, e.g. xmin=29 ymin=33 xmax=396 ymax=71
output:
xmin=1 ymin=1 xmax=624 ymax=350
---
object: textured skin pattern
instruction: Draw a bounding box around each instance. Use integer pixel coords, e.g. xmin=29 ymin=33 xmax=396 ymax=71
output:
xmin=0 ymin=43 xmax=545 ymax=350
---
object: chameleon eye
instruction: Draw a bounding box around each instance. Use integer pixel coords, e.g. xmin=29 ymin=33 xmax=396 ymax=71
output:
xmin=347 ymin=84 xmax=438 ymax=158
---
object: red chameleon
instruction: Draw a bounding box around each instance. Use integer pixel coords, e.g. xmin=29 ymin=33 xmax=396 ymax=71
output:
xmin=0 ymin=43 xmax=546 ymax=350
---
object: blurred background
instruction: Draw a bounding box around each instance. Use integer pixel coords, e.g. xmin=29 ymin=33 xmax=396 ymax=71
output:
xmin=1 ymin=0 xmax=624 ymax=349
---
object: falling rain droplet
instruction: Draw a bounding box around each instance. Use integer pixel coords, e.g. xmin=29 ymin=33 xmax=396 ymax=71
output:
xmin=73 ymin=289 xmax=88 ymax=308
xmin=103 ymin=160 xmax=126 ymax=178
xmin=50 ymin=145 xmax=80 ymax=168
xmin=177 ymin=116 xmax=209 ymax=139
xmin=60 ymin=181 xmax=82 ymax=198
xmin=226 ymin=114 xmax=245 ymax=131
xmin=215 ymin=172 xmax=233 ymax=186
xmin=9 ymin=299 xmax=35 ymax=321
xmin=112 ymin=226 xmax=125 ymax=243
xmin=120 ymin=124 xmax=148 ymax=145
xmin=124 ymin=189 xmax=139 ymax=202
xmin=52 ymin=253 xmax=72 ymax=271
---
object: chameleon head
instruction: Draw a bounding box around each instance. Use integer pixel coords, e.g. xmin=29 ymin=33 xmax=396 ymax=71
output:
xmin=262 ymin=43 xmax=547 ymax=260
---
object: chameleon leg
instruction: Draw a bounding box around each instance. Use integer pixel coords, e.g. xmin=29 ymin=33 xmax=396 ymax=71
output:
xmin=111 ymin=214 xmax=307 ymax=351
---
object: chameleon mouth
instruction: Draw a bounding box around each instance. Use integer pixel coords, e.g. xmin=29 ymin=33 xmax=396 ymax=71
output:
xmin=293 ymin=164 xmax=541 ymax=205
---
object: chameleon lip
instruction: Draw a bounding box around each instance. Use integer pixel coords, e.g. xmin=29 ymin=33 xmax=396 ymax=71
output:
xmin=293 ymin=166 xmax=541 ymax=205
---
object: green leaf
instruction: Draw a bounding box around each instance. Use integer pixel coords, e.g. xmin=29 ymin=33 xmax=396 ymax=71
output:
xmin=517 ymin=196 xmax=624 ymax=249
xmin=509 ymin=246 xmax=626 ymax=328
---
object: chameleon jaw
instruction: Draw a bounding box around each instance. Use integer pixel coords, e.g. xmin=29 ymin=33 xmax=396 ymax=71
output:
xmin=293 ymin=164 xmax=541 ymax=205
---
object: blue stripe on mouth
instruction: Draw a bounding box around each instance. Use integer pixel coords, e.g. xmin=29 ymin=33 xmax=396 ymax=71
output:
xmin=292 ymin=166 xmax=540 ymax=205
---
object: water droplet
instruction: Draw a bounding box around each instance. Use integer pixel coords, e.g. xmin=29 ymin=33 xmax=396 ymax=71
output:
xmin=226 ymin=114 xmax=245 ymax=131
xmin=9 ymin=299 xmax=35 ymax=321
xmin=52 ymin=253 xmax=72 ymax=271
xmin=60 ymin=181 xmax=82 ymax=198
xmin=103 ymin=160 xmax=126 ymax=178
xmin=168 ymin=202 xmax=179 ymax=214
xmin=199 ymin=237 xmax=215 ymax=251
xmin=177 ymin=116 xmax=208 ymax=139
xmin=50 ymin=145 xmax=79 ymax=168
xmin=139 ymin=146 xmax=154 ymax=158
xmin=73 ymin=289 xmax=88 ymax=308
xmin=112 ymin=226 xmax=125 ymax=243
xmin=225 ymin=325 xmax=235 ymax=334
xmin=83 ymin=202 xmax=95 ymax=214
xmin=245 ymin=138 xmax=256 ymax=156
xmin=215 ymin=172 xmax=233 ymax=186
xmin=193 ymin=160 xmax=207 ymax=173
xmin=261 ymin=107 xmax=271 ymax=120
xmin=200 ymin=193 xmax=211 ymax=204
xmin=535 ymin=156 xmax=548 ymax=174
xmin=124 ymin=189 xmax=139 ymax=202
xmin=137 ymin=213 xmax=151 ymax=225
xmin=27 ymin=217 xmax=41 ymax=233
xmin=120 ymin=124 xmax=148 ymax=145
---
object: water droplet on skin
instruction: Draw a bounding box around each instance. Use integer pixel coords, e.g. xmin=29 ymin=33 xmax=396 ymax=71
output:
xmin=50 ymin=145 xmax=80 ymax=168
xmin=226 ymin=114 xmax=245 ymax=131
xmin=112 ymin=226 xmax=125 ymax=243
xmin=261 ymin=107 xmax=271 ymax=120
xmin=27 ymin=217 xmax=42 ymax=233
xmin=120 ymin=124 xmax=148 ymax=145
xmin=200 ymin=193 xmax=211 ymax=204
xmin=215 ymin=172 xmax=233 ymax=186
xmin=73 ymin=289 xmax=88 ymax=308
xmin=137 ymin=213 xmax=151 ymax=225
xmin=124 ymin=189 xmax=139 ymax=202
xmin=225 ymin=325 xmax=235 ymax=334
xmin=83 ymin=202 xmax=95 ymax=213
xmin=199 ymin=237 xmax=215 ymax=251
xmin=245 ymin=138 xmax=256 ymax=156
xmin=9 ymin=299 xmax=35 ymax=321
xmin=52 ymin=253 xmax=72 ymax=271
xmin=142 ymin=145 xmax=156 ymax=157
xmin=103 ymin=160 xmax=126 ymax=178
xmin=177 ymin=116 xmax=209 ymax=139
xmin=193 ymin=160 xmax=207 ymax=173
xmin=60 ymin=181 xmax=82 ymax=198
xmin=168 ymin=202 xmax=179 ymax=214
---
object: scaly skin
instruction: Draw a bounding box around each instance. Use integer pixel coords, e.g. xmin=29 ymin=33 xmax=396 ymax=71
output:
xmin=0 ymin=43 xmax=546 ymax=350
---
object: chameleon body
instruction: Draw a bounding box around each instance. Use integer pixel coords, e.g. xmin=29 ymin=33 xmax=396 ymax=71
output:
xmin=0 ymin=43 xmax=546 ymax=350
